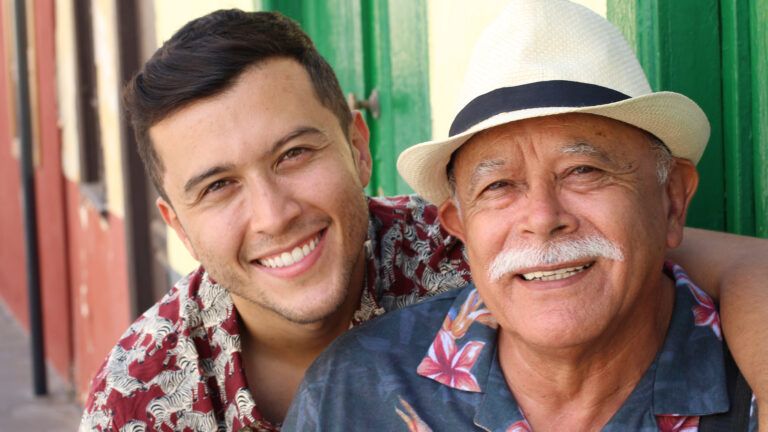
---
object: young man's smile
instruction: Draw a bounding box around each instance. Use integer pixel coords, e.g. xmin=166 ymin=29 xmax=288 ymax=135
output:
xmin=253 ymin=228 xmax=325 ymax=274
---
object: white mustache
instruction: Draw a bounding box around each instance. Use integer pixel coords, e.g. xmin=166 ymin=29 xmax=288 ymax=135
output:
xmin=488 ymin=235 xmax=624 ymax=282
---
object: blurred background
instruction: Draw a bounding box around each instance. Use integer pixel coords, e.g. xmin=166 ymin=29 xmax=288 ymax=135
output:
xmin=0 ymin=0 xmax=765 ymax=426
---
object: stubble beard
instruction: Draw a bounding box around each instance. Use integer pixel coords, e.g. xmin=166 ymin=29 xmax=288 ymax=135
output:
xmin=201 ymin=191 xmax=370 ymax=325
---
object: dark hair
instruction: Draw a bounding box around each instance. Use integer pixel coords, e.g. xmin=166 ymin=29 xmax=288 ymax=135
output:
xmin=124 ymin=10 xmax=352 ymax=201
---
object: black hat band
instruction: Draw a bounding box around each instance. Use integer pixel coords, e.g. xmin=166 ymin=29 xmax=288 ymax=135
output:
xmin=449 ymin=80 xmax=631 ymax=137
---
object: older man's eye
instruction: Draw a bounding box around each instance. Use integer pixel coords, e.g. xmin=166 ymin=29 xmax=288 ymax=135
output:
xmin=572 ymin=165 xmax=599 ymax=175
xmin=483 ymin=180 xmax=510 ymax=192
xmin=567 ymin=165 xmax=607 ymax=180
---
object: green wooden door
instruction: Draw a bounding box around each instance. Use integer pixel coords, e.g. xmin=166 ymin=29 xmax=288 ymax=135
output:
xmin=608 ymin=0 xmax=768 ymax=237
xmin=264 ymin=0 xmax=432 ymax=197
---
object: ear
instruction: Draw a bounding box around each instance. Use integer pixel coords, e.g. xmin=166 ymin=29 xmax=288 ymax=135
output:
xmin=348 ymin=111 xmax=373 ymax=188
xmin=156 ymin=197 xmax=199 ymax=261
xmin=664 ymin=159 xmax=699 ymax=249
xmin=438 ymin=198 xmax=467 ymax=243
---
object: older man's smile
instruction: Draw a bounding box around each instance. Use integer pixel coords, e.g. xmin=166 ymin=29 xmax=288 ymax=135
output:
xmin=518 ymin=262 xmax=593 ymax=282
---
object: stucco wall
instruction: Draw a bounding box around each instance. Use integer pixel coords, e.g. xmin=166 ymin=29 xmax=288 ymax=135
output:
xmin=0 ymin=0 xmax=29 ymax=333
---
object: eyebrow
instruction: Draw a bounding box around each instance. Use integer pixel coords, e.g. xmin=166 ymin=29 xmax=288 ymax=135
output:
xmin=181 ymin=126 xmax=324 ymax=196
xmin=183 ymin=164 xmax=235 ymax=196
xmin=469 ymin=159 xmax=506 ymax=192
xmin=269 ymin=126 xmax=324 ymax=155
xmin=560 ymin=141 xmax=613 ymax=164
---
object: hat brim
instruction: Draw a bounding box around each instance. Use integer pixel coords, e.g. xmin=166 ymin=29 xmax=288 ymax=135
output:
xmin=397 ymin=91 xmax=709 ymax=205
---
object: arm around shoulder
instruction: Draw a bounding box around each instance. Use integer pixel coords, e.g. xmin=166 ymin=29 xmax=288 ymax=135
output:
xmin=671 ymin=227 xmax=768 ymax=428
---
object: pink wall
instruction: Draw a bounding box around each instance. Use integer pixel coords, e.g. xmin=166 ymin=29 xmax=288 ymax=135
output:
xmin=66 ymin=181 xmax=132 ymax=400
xmin=0 ymin=1 xmax=30 ymax=329
xmin=32 ymin=0 xmax=74 ymax=379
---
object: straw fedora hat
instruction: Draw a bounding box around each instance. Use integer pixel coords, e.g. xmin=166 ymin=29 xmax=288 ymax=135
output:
xmin=397 ymin=0 xmax=710 ymax=205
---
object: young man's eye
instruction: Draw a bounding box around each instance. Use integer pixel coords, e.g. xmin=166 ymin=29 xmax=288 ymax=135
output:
xmin=281 ymin=147 xmax=309 ymax=161
xmin=203 ymin=179 xmax=231 ymax=195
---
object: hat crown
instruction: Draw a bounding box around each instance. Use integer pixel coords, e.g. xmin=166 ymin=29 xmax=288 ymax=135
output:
xmin=397 ymin=0 xmax=709 ymax=206
xmin=458 ymin=0 xmax=651 ymax=113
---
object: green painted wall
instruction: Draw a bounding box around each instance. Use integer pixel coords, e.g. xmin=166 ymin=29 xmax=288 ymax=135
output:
xmin=751 ymin=0 xmax=768 ymax=237
xmin=722 ymin=0 xmax=755 ymax=235
xmin=608 ymin=0 xmax=767 ymax=237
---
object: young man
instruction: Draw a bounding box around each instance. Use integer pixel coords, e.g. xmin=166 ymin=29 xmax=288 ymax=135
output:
xmin=80 ymin=9 xmax=768 ymax=432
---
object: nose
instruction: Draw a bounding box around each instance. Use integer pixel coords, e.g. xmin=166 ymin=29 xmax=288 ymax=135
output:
xmin=247 ymin=180 xmax=302 ymax=235
xmin=517 ymin=181 xmax=578 ymax=239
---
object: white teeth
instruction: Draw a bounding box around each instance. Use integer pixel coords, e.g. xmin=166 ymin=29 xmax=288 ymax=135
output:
xmin=280 ymin=252 xmax=294 ymax=266
xmin=291 ymin=247 xmax=303 ymax=262
xmin=521 ymin=264 xmax=590 ymax=281
xmin=259 ymin=235 xmax=320 ymax=268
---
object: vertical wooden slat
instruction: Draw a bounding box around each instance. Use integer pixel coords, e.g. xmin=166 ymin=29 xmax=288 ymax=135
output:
xmin=362 ymin=0 xmax=431 ymax=196
xmin=721 ymin=0 xmax=755 ymax=235
xmin=360 ymin=0 xmax=391 ymax=196
xmin=751 ymin=0 xmax=768 ymax=237
xmin=385 ymin=0 xmax=431 ymax=195
xmin=663 ymin=1 xmax=725 ymax=231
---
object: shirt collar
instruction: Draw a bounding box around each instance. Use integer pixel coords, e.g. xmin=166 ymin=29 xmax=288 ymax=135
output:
xmin=196 ymin=271 xmax=269 ymax=431
xmin=651 ymin=262 xmax=729 ymax=416
xmin=416 ymin=286 xmax=497 ymax=393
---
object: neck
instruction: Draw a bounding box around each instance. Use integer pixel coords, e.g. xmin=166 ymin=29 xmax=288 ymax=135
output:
xmin=235 ymin=247 xmax=366 ymax=361
xmin=499 ymin=274 xmax=675 ymax=431
xmin=232 ymin=246 xmax=366 ymax=424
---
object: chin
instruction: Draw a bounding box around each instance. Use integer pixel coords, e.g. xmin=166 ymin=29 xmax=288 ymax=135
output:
xmin=511 ymin=313 xmax=604 ymax=349
xmin=274 ymin=301 xmax=346 ymax=325
xmin=265 ymin=285 xmax=350 ymax=325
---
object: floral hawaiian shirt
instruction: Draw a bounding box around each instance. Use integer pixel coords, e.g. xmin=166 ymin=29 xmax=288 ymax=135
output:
xmin=284 ymin=263 xmax=759 ymax=431
xmin=79 ymin=195 xmax=471 ymax=432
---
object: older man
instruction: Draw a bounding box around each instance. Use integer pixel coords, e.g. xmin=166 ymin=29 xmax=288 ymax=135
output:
xmin=284 ymin=1 xmax=759 ymax=431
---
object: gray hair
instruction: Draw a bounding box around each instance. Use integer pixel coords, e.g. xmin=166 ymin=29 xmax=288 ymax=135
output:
xmin=649 ymin=135 xmax=674 ymax=184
